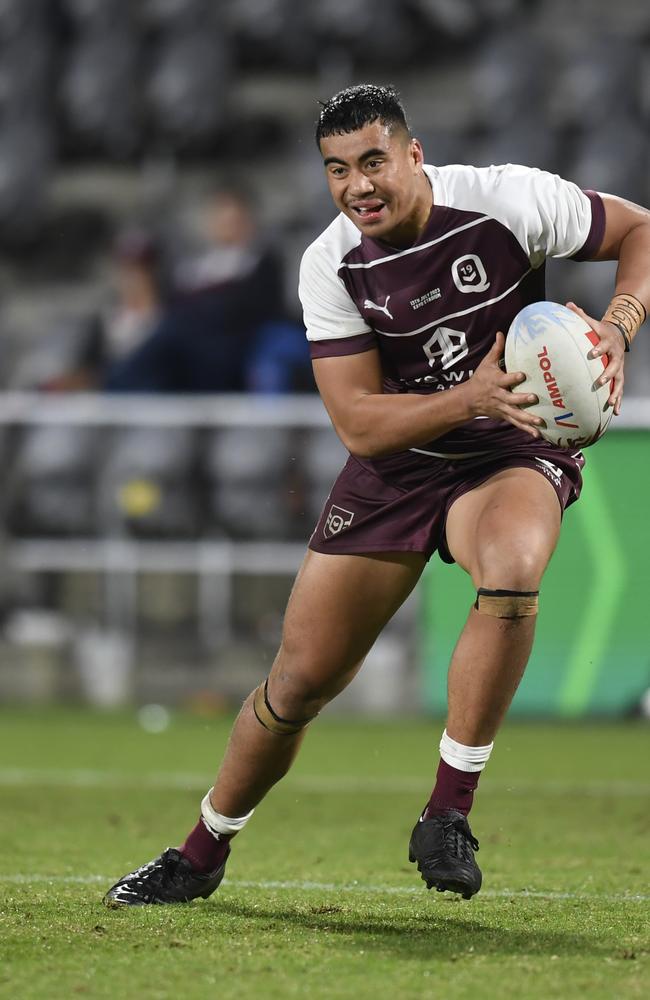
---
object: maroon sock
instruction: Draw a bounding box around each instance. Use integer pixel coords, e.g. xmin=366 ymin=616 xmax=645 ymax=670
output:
xmin=423 ymin=758 xmax=481 ymax=818
xmin=179 ymin=818 xmax=231 ymax=873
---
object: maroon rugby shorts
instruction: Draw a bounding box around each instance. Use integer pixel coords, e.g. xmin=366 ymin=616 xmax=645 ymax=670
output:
xmin=308 ymin=446 xmax=585 ymax=564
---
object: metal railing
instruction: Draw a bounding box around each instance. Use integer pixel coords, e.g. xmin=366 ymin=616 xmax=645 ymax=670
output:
xmin=0 ymin=391 xmax=647 ymax=647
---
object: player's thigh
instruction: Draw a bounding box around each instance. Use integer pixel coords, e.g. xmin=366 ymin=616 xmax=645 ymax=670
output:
xmin=444 ymin=467 xmax=562 ymax=590
xmin=269 ymin=548 xmax=426 ymax=712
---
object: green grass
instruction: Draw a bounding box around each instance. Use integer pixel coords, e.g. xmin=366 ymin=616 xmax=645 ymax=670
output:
xmin=0 ymin=709 xmax=648 ymax=999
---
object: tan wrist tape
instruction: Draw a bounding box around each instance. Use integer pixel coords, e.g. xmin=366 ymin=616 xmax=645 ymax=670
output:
xmin=475 ymin=588 xmax=539 ymax=618
xmin=253 ymin=679 xmax=316 ymax=735
xmin=602 ymin=294 xmax=647 ymax=347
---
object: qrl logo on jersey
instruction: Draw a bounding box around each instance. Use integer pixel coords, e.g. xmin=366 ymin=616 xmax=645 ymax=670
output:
xmin=423 ymin=327 xmax=468 ymax=370
xmin=451 ymin=254 xmax=490 ymax=294
xmin=324 ymin=505 xmax=355 ymax=539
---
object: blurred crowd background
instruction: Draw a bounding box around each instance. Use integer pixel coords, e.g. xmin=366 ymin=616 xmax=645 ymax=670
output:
xmin=0 ymin=0 xmax=648 ymax=714
xmin=1 ymin=0 xmax=650 ymax=392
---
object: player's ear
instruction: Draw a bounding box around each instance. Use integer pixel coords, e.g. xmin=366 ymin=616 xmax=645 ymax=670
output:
xmin=410 ymin=137 xmax=424 ymax=168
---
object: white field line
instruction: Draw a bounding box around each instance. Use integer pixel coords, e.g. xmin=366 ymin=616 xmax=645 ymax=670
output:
xmin=0 ymin=873 xmax=648 ymax=903
xmin=0 ymin=767 xmax=648 ymax=797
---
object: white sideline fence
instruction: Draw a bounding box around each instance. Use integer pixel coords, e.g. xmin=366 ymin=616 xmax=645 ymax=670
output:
xmin=0 ymin=392 xmax=646 ymax=703
xmin=0 ymin=394 xmax=335 ymax=647
xmin=0 ymin=391 xmax=648 ymax=427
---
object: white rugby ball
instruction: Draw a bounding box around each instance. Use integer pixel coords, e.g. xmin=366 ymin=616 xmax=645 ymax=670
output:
xmin=505 ymin=301 xmax=614 ymax=449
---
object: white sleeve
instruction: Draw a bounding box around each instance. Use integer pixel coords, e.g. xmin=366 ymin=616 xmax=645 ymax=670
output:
xmin=437 ymin=163 xmax=595 ymax=268
xmin=299 ymin=242 xmax=372 ymax=343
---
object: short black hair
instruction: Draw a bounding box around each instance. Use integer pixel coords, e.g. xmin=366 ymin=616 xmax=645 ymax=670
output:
xmin=315 ymin=84 xmax=410 ymax=146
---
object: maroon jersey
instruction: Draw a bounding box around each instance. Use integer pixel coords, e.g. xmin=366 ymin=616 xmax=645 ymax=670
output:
xmin=299 ymin=163 xmax=605 ymax=462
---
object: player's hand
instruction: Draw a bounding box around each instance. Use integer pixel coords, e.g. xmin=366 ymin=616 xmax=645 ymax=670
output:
xmin=465 ymin=332 xmax=545 ymax=439
xmin=566 ymin=301 xmax=625 ymax=416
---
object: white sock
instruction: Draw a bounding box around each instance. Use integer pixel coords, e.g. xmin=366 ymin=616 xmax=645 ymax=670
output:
xmin=200 ymin=789 xmax=254 ymax=839
xmin=439 ymin=729 xmax=493 ymax=773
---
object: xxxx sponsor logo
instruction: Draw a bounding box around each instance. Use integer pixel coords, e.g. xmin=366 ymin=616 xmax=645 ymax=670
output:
xmin=324 ymin=505 xmax=355 ymax=539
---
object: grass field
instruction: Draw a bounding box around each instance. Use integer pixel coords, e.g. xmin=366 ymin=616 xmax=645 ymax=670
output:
xmin=1 ymin=708 xmax=648 ymax=999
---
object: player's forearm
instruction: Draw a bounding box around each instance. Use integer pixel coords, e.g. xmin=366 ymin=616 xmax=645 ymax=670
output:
xmin=329 ymin=385 xmax=475 ymax=458
xmin=606 ymin=222 xmax=650 ymax=347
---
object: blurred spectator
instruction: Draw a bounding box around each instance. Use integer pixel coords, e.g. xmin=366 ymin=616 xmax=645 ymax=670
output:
xmin=42 ymin=227 xmax=164 ymax=391
xmin=104 ymin=184 xmax=310 ymax=393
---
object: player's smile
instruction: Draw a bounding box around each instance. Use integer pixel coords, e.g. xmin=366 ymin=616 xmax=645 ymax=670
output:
xmin=349 ymin=199 xmax=386 ymax=224
xmin=319 ymin=121 xmax=431 ymax=247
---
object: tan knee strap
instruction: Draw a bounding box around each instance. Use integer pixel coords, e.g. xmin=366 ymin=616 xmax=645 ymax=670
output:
xmin=253 ymin=680 xmax=316 ymax=735
xmin=475 ymin=588 xmax=539 ymax=618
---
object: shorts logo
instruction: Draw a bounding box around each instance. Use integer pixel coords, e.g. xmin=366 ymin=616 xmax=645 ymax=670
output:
xmin=423 ymin=326 xmax=468 ymax=370
xmin=451 ymin=254 xmax=490 ymax=294
xmin=535 ymin=458 xmax=563 ymax=486
xmin=324 ymin=505 xmax=355 ymax=538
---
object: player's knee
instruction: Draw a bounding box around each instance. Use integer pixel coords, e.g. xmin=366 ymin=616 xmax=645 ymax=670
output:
xmin=251 ymin=677 xmax=318 ymax=736
xmin=475 ymin=540 xmax=547 ymax=593
xmin=472 ymin=544 xmax=544 ymax=619
xmin=268 ymin=667 xmax=329 ymax=717
xmin=261 ymin=641 xmax=340 ymax=722
xmin=264 ymin=637 xmax=361 ymax=725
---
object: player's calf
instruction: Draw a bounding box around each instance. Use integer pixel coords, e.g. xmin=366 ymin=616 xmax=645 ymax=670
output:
xmin=103 ymin=678 xmax=318 ymax=907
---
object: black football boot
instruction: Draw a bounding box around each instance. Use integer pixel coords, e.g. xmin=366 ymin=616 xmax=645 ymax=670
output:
xmin=103 ymin=847 xmax=228 ymax=907
xmin=408 ymin=809 xmax=482 ymax=899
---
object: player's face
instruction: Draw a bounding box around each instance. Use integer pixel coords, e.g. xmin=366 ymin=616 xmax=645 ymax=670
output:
xmin=320 ymin=121 xmax=431 ymax=247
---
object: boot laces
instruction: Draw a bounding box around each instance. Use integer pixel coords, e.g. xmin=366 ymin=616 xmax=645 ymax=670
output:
xmin=125 ymin=850 xmax=180 ymax=888
xmin=444 ymin=815 xmax=479 ymax=858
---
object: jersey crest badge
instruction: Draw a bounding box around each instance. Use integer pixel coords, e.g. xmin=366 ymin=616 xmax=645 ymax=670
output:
xmin=451 ymin=254 xmax=490 ymax=294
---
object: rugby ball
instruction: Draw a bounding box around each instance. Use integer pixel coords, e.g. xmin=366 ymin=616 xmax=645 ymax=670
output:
xmin=505 ymin=301 xmax=614 ymax=449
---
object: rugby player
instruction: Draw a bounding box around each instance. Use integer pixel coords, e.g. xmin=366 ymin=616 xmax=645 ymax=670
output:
xmin=104 ymin=84 xmax=650 ymax=906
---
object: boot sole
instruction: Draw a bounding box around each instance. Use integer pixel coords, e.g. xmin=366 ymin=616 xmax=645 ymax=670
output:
xmin=408 ymin=847 xmax=480 ymax=900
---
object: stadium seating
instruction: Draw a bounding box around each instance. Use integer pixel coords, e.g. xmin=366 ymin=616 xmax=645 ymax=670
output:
xmin=145 ymin=30 xmax=230 ymax=151
xmin=6 ymin=425 xmax=99 ymax=536
xmin=203 ymin=427 xmax=294 ymax=539
xmin=0 ymin=121 xmax=53 ymax=243
xmin=301 ymin=428 xmax=349 ymax=526
xmin=59 ymin=28 xmax=140 ymax=158
xmin=98 ymin=427 xmax=200 ymax=538
xmin=471 ymin=30 xmax=549 ymax=130
xmin=227 ymin=0 xmax=319 ymax=72
xmin=569 ymin=122 xmax=648 ymax=206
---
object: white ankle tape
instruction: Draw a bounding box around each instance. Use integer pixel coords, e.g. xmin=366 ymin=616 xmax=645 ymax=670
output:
xmin=200 ymin=790 xmax=254 ymax=837
xmin=439 ymin=729 xmax=494 ymax=773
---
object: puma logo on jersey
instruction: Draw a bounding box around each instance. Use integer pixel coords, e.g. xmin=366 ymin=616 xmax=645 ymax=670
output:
xmin=363 ymin=295 xmax=393 ymax=320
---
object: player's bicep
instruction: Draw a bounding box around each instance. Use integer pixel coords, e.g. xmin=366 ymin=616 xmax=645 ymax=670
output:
xmin=587 ymin=193 xmax=650 ymax=261
xmin=312 ymin=349 xmax=384 ymax=447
